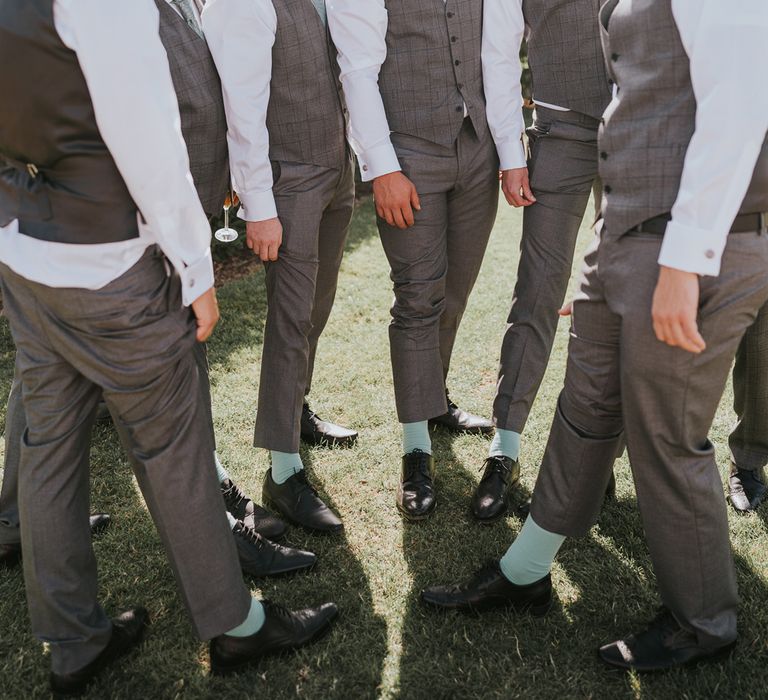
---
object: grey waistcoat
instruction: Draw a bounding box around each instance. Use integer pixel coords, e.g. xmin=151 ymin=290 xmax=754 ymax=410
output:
xmin=380 ymin=0 xmax=488 ymax=147
xmin=598 ymin=0 xmax=767 ymax=237
xmin=522 ymin=0 xmax=610 ymax=119
xmin=156 ymin=0 xmax=230 ymax=216
xmin=0 ymin=0 xmax=139 ymax=244
xmin=267 ymin=0 xmax=347 ymax=170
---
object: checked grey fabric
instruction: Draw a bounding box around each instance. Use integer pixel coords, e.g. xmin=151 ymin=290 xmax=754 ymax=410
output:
xmin=380 ymin=0 xmax=488 ymax=147
xmin=522 ymin=0 xmax=610 ymax=118
xmin=268 ymin=0 xmax=346 ymax=170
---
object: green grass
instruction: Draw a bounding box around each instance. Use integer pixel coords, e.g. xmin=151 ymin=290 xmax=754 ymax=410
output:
xmin=1 ymin=197 xmax=768 ymax=699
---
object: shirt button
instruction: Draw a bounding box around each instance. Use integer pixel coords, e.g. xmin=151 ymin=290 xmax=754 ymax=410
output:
xmin=457 ymin=83 xmax=464 ymax=89
xmin=604 ymin=185 xmax=612 ymax=194
xmin=362 ymin=164 xmax=368 ymax=172
xmin=600 ymin=151 xmax=608 ymax=160
xmin=455 ymin=105 xmax=463 ymax=112
xmin=611 ymin=52 xmax=619 ymax=61
xmin=189 ymin=278 xmax=195 ymax=287
xmin=454 ymin=59 xmax=461 ymax=66
xmin=451 ymin=36 xmax=458 ymax=42
xmin=705 ymin=249 xmax=715 ymax=259
xmin=446 ymin=11 xmax=454 ymax=17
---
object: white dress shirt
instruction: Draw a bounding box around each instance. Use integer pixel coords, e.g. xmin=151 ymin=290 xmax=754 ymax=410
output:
xmin=658 ymin=0 xmax=768 ymax=277
xmin=482 ymin=0 xmax=569 ymax=172
xmin=202 ymin=0 xmax=278 ymax=223
xmin=0 ymin=0 xmax=213 ymax=306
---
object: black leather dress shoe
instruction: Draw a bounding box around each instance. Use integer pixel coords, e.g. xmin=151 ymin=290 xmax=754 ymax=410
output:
xmin=300 ymin=403 xmax=358 ymax=447
xmin=94 ymin=400 xmax=112 ymax=425
xmin=472 ymin=456 xmax=521 ymax=523
xmin=232 ymin=520 xmax=316 ymax=577
xmin=428 ymin=392 xmax=493 ymax=435
xmin=209 ymin=599 xmax=338 ymax=676
xmin=221 ymin=478 xmax=287 ymax=541
xmin=89 ymin=513 xmax=111 ymax=535
xmin=421 ymin=561 xmax=552 ymax=615
xmin=50 ymin=607 xmax=148 ymax=697
xmin=728 ymin=465 xmax=767 ymax=513
xmin=0 ymin=542 xmax=21 ymax=568
xmin=599 ymin=608 xmax=736 ymax=672
xmin=263 ymin=469 xmax=343 ymax=534
xmin=397 ymin=450 xmax=436 ymax=521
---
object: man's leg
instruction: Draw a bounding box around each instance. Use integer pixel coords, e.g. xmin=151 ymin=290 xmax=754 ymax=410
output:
xmin=426 ymin=120 xmax=499 ymax=437
xmin=0 ymin=363 xmax=23 ymax=550
xmin=300 ymin=155 xmax=358 ymax=448
xmin=1 ymin=253 xmax=252 ymax=676
xmin=422 ymin=233 xmax=621 ymax=608
xmin=475 ymin=112 xmax=601 ymax=521
xmin=610 ymin=231 xmax=768 ymax=652
xmin=728 ymin=300 xmax=768 ymax=511
xmin=255 ymin=163 xmax=344 ymax=533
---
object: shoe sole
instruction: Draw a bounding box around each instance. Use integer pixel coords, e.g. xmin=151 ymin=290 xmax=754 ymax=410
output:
xmin=300 ymin=432 xmax=358 ymax=448
xmin=598 ymin=639 xmax=737 ymax=673
xmin=262 ymin=495 xmax=344 ymax=535
xmin=427 ymin=422 xmax=494 ymax=436
xmin=423 ymin=596 xmax=552 ymax=617
xmin=242 ymin=560 xmax=317 ymax=579
xmin=210 ymin=608 xmax=339 ymax=677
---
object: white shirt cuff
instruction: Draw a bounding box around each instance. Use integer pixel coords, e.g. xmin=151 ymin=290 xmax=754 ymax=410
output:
xmin=358 ymin=141 xmax=401 ymax=181
xmin=497 ymin=140 xmax=527 ymax=171
xmin=179 ymin=248 xmax=215 ymax=307
xmin=658 ymin=220 xmax=727 ymax=277
xmin=237 ymin=189 xmax=278 ymax=223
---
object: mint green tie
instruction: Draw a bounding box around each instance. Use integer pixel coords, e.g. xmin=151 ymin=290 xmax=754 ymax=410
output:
xmin=171 ymin=0 xmax=204 ymax=39
xmin=311 ymin=0 xmax=327 ymax=26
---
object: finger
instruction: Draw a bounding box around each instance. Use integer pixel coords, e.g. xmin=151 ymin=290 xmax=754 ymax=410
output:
xmin=410 ymin=188 xmax=421 ymax=212
xmin=259 ymin=241 xmax=271 ymax=262
xmin=666 ymin=319 xmax=695 ymax=352
xmin=681 ymin=315 xmax=706 ymax=353
xmin=383 ymin=206 xmax=396 ymax=227
xmin=502 ymin=189 xmax=517 ymax=207
xmin=196 ymin=321 xmax=213 ymax=343
xmin=521 ymin=180 xmax=537 ymax=204
xmin=268 ymin=241 xmax=279 ymax=261
xmin=246 ymin=236 xmax=255 ymax=251
xmin=392 ymin=207 xmax=408 ymax=230
xmin=558 ymin=302 xmax=573 ymax=317
xmin=508 ymin=189 xmax=526 ymax=207
xmin=402 ymin=203 xmax=415 ymax=227
xmin=652 ymin=317 xmax=668 ymax=345
xmin=376 ymin=203 xmax=385 ymax=220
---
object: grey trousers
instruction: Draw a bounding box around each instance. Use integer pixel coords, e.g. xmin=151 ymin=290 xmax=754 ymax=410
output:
xmin=494 ymin=107 xmax=602 ymax=432
xmin=253 ymin=156 xmax=355 ymax=453
xmin=377 ymin=119 xmax=499 ymax=423
xmin=0 ymin=362 xmax=23 ymax=545
xmin=0 ymin=248 xmax=250 ymax=675
xmin=0 ymin=341 xmax=216 ymax=546
xmin=530 ymin=227 xmax=768 ymax=648
xmin=729 ymin=300 xmax=768 ymax=471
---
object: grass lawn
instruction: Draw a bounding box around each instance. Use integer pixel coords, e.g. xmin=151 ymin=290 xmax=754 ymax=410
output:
xmin=1 ymin=196 xmax=767 ymax=699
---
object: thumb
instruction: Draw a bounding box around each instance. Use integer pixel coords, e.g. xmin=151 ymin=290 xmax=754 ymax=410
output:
xmin=410 ymin=186 xmax=421 ymax=211
xmin=558 ymin=302 xmax=573 ymax=317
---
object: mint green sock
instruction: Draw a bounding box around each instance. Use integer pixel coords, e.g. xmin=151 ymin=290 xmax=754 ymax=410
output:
xmin=214 ymin=451 xmax=230 ymax=483
xmin=402 ymin=421 xmax=431 ymax=455
xmin=224 ymin=597 xmax=266 ymax=637
xmin=489 ymin=429 xmax=521 ymax=461
xmin=499 ymin=515 xmax=566 ymax=585
xmin=271 ymin=451 xmax=304 ymax=485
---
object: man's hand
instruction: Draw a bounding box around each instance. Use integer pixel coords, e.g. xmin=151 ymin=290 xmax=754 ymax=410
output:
xmin=501 ymin=167 xmax=536 ymax=207
xmin=373 ymin=171 xmax=421 ymax=229
xmin=191 ymin=286 xmax=220 ymax=342
xmin=651 ymin=266 xmax=706 ymax=354
xmin=246 ymin=217 xmax=283 ymax=261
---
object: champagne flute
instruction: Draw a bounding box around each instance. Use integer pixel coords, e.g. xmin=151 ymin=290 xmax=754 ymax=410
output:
xmin=214 ymin=190 xmax=239 ymax=242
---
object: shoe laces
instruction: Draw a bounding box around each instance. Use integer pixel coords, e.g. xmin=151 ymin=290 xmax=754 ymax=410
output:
xmin=293 ymin=470 xmax=319 ymax=496
xmin=469 ymin=561 xmax=504 ymax=589
xmin=404 ymin=450 xmax=432 ymax=482
xmin=480 ymin=456 xmax=512 ymax=480
xmin=233 ymin=521 xmax=266 ymax=551
xmin=221 ymin=480 xmax=248 ymax=510
xmin=646 ymin=607 xmax=692 ymax=649
xmin=264 ymin=599 xmax=294 ymax=622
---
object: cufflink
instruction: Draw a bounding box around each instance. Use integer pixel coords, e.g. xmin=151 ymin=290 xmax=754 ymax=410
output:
xmin=705 ymin=250 xmax=715 ymax=259
xmin=362 ymin=164 xmax=368 ymax=172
